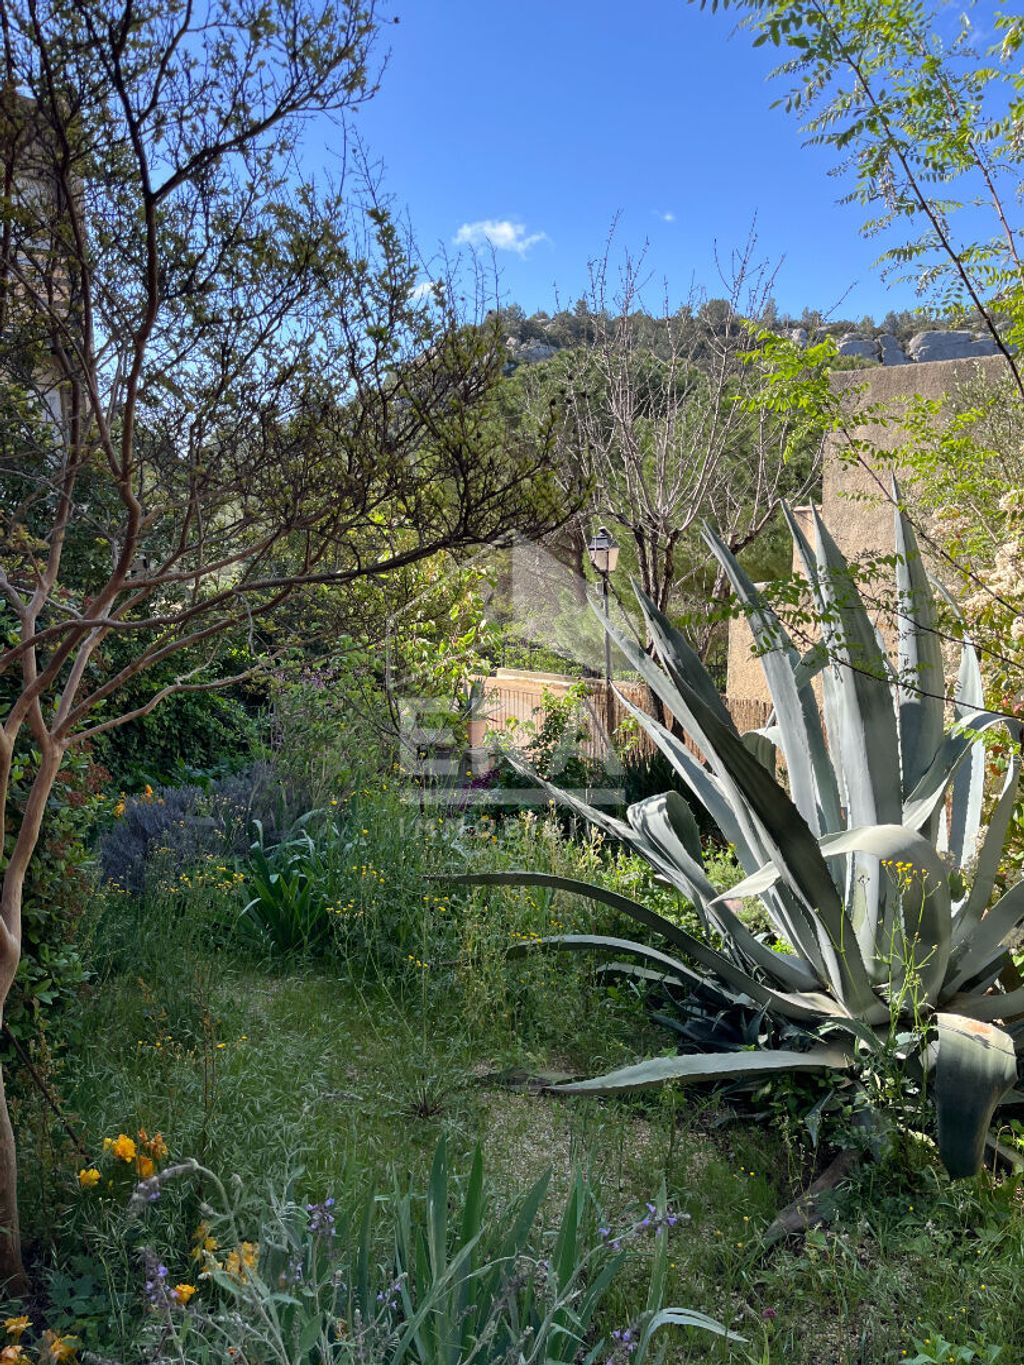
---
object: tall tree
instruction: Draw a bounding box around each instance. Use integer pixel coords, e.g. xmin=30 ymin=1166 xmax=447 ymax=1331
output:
xmin=0 ymin=0 xmax=574 ymax=1288
xmin=551 ymin=229 xmax=821 ymax=652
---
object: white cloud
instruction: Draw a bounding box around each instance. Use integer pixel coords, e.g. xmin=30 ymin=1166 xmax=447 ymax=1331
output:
xmin=453 ymin=218 xmax=547 ymax=256
xmin=658 ymin=210 xmax=676 ymax=223
xmin=410 ymin=279 xmax=437 ymax=301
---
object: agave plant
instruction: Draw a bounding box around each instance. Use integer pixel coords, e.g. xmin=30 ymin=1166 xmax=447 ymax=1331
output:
xmin=454 ymin=491 xmax=1024 ymax=1178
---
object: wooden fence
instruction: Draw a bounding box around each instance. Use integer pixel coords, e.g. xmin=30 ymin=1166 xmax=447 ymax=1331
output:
xmin=473 ymin=669 xmax=771 ymax=762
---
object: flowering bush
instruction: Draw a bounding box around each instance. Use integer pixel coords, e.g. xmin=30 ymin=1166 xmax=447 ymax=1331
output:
xmin=97 ymin=764 xmax=286 ymax=893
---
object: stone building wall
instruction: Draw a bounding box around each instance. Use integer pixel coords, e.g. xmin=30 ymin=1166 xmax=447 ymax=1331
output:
xmin=724 ymin=354 xmax=1011 ymax=709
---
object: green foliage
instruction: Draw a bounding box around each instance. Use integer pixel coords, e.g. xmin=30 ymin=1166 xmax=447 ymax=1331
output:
xmin=94 ymin=670 xmax=262 ymax=792
xmin=27 ymin=1138 xmax=734 ymax=1364
xmin=906 ymin=1331 xmax=1002 ymax=1364
xmin=3 ymin=748 xmax=105 ymax=1052
xmin=239 ymin=826 xmax=335 ymax=955
xmin=471 ymin=500 xmax=1024 ymax=1179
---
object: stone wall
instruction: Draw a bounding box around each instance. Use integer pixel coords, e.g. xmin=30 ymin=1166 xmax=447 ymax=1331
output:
xmin=724 ymin=354 xmax=1011 ymax=709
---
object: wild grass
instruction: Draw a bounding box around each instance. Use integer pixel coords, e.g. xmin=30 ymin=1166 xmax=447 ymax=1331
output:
xmin=10 ymin=784 xmax=1024 ymax=1363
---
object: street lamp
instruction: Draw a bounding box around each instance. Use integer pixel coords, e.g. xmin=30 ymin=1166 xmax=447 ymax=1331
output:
xmin=587 ymin=526 xmax=620 ymax=741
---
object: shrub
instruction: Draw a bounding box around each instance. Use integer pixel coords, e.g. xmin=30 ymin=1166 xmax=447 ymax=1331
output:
xmin=24 ymin=1138 xmax=737 ymax=1363
xmin=97 ymin=765 xmax=288 ymax=894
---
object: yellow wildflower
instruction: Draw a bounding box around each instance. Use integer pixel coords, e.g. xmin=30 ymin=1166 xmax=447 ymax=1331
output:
xmin=109 ymin=1133 xmax=137 ymax=1162
xmin=1 ymin=1347 xmax=28 ymax=1362
xmin=40 ymin=1333 xmax=78 ymax=1363
xmin=172 ymin=1283 xmax=197 ymax=1305
xmin=136 ymin=1154 xmax=156 ymax=1179
xmin=141 ymin=1124 xmax=167 ymax=1157
xmin=113 ymin=799 xmax=126 ymax=818
xmin=77 ymin=1167 xmax=101 ymax=1188
xmin=191 ymin=1221 xmax=218 ymax=1258
xmin=240 ymin=1241 xmax=258 ymax=1269
xmin=224 ymin=1249 xmax=242 ymax=1277
xmin=143 ymin=784 xmax=154 ymax=799
xmin=3 ymin=1319 xmax=30 ymax=1342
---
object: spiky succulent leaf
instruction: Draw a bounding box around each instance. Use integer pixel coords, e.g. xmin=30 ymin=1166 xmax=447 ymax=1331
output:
xmin=945 ymin=880 xmax=1024 ymax=996
xmin=507 ymin=933 xmax=719 ymax=994
xmin=893 ymin=479 xmax=945 ymax=805
xmin=950 ymin=638 xmax=987 ymax=869
xmin=902 ymin=711 xmax=1014 ymax=833
xmin=456 ymin=871 xmax=830 ymax=1011
xmin=546 ymin=1046 xmax=852 ymax=1095
xmin=609 ymin=602 xmax=876 ymax=1011
xmin=930 ymin=1014 xmax=1018 ymax=1179
xmin=954 ymin=753 xmax=1021 ymax=945
xmin=701 ymin=521 xmax=839 ymax=836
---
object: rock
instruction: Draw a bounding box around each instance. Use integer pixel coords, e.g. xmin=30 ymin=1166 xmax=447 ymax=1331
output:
xmin=907 ymin=330 xmax=999 ymax=361
xmin=836 ymin=333 xmax=879 ymax=360
xmin=788 ymin=327 xmax=808 ymax=347
xmin=878 ymin=334 xmax=909 ymax=365
xmin=506 ymin=339 xmax=559 ymax=365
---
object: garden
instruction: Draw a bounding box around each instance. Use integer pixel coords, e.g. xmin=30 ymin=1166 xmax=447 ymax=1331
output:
xmin=5 ymin=0 xmax=1024 ymax=1361
xmin=5 ymin=502 xmax=1024 ymax=1364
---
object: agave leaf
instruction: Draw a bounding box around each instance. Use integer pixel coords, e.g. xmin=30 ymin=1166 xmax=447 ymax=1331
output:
xmin=792 ymin=640 xmax=830 ymax=693
xmin=502 ymin=748 xmax=636 ymax=846
xmin=629 ymin=790 xmax=704 ymax=867
xmin=627 ymin=791 xmax=717 ymax=932
xmin=611 ymin=686 xmax=766 ymax=874
xmin=929 ymin=1014 xmax=1018 ymax=1178
xmin=945 ymin=880 xmax=1024 ymax=996
xmin=507 ymin=932 xmax=725 ymax=994
xmin=817 ymin=824 xmax=951 ymax=1008
xmin=546 ymin=1045 xmax=852 ymax=1095
xmin=612 ymin=598 xmax=875 ymax=1010
xmin=707 ymin=895 xmax=823 ymax=994
xmin=636 ymin=582 xmax=739 ymax=735
xmin=633 ymin=793 xmax=826 ymax=992
xmin=614 ymin=671 xmax=837 ymax=987
xmin=508 ymin=925 xmax=838 ymax=1022
xmin=811 ymin=509 xmax=903 ymax=960
xmin=945 ymin=986 xmax=1024 ymax=1024
xmin=950 ymin=643 xmax=986 ymax=867
xmin=506 ymin=702 xmax=823 ymax=993
xmin=954 ymin=753 xmax=1022 ymax=945
xmin=470 ymin=862 xmax=820 ymax=998
xmin=893 ymin=479 xmax=946 ymax=805
xmin=741 ymin=727 xmax=777 ymax=776
xmin=902 ymin=711 xmax=1013 ymax=834
xmin=782 ymin=500 xmax=819 ymax=588
xmin=596 ymin=962 xmax=678 ymax=985
xmin=448 ymin=869 xmax=709 ymax=962
xmin=702 ymin=521 xmax=838 ymax=836
xmin=611 ymin=687 xmax=828 ymax=975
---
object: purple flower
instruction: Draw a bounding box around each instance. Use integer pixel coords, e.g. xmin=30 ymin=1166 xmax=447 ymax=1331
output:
xmin=306 ymin=1197 xmax=337 ymax=1236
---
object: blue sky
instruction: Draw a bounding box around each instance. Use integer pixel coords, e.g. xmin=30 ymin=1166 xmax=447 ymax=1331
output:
xmin=337 ymin=2 xmax=953 ymax=323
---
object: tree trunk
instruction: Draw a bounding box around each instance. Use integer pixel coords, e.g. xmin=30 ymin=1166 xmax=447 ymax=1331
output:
xmin=0 ymin=742 xmax=63 ymax=1292
xmin=0 ymin=1058 xmax=26 ymax=1293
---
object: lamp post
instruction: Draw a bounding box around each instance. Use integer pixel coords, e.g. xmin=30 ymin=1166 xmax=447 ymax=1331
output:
xmin=587 ymin=526 xmax=620 ymax=742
